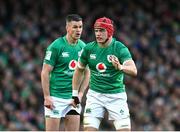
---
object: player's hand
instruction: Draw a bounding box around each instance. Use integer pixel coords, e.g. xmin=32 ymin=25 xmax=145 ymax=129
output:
xmin=44 ymin=96 xmax=55 ymax=110
xmin=111 ymin=55 xmax=122 ymax=70
xmin=71 ymin=96 xmax=80 ymax=108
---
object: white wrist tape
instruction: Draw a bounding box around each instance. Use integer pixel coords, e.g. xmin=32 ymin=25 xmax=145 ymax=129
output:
xmin=72 ymin=90 xmax=78 ymax=96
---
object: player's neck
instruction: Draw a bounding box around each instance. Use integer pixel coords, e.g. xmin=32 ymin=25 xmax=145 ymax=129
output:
xmin=66 ymin=34 xmax=78 ymax=45
xmin=98 ymin=37 xmax=112 ymax=48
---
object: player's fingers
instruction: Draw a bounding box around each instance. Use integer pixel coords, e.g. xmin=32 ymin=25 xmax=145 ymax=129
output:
xmin=44 ymin=104 xmax=52 ymax=109
xmin=70 ymin=99 xmax=77 ymax=108
xmin=112 ymin=56 xmax=120 ymax=70
xmin=112 ymin=55 xmax=119 ymax=63
xmin=72 ymin=102 xmax=77 ymax=108
xmin=44 ymin=103 xmax=55 ymax=110
xmin=111 ymin=60 xmax=118 ymax=69
xmin=51 ymin=104 xmax=55 ymax=109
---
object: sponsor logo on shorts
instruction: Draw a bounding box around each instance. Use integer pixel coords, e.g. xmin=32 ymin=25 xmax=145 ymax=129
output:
xmin=85 ymin=108 xmax=91 ymax=113
xmin=53 ymin=110 xmax=59 ymax=115
xmin=120 ymin=109 xmax=124 ymax=115
xmin=45 ymin=115 xmax=50 ymax=118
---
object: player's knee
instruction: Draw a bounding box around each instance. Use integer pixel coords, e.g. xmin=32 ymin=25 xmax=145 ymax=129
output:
xmin=113 ymin=117 xmax=131 ymax=130
xmin=83 ymin=116 xmax=101 ymax=129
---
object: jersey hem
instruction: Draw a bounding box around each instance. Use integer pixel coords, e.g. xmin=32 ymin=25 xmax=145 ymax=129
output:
xmin=90 ymin=88 xmax=125 ymax=94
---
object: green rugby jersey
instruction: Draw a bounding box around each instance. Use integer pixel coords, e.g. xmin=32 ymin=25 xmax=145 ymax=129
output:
xmin=43 ymin=36 xmax=86 ymax=99
xmin=79 ymin=38 xmax=132 ymax=93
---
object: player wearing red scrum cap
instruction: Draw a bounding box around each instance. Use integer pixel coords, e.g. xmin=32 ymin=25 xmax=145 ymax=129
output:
xmin=72 ymin=17 xmax=137 ymax=131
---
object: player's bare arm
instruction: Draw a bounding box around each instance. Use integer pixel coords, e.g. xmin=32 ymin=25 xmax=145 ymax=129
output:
xmin=41 ymin=64 xmax=55 ymax=110
xmin=111 ymin=56 xmax=137 ymax=76
xmin=78 ymin=67 xmax=90 ymax=101
xmin=72 ymin=61 xmax=86 ymax=107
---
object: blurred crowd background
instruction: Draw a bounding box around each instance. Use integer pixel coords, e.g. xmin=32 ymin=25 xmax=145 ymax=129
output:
xmin=0 ymin=0 xmax=179 ymax=131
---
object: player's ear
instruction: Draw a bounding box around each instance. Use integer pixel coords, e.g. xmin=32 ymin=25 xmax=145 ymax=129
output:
xmin=66 ymin=22 xmax=70 ymax=32
xmin=66 ymin=24 xmax=68 ymax=32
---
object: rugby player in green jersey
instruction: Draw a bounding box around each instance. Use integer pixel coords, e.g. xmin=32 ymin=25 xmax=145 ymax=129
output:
xmin=72 ymin=17 xmax=137 ymax=131
xmin=41 ymin=14 xmax=90 ymax=131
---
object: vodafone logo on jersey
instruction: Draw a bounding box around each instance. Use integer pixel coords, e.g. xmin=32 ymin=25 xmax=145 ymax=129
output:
xmin=69 ymin=60 xmax=77 ymax=70
xmin=96 ymin=63 xmax=107 ymax=73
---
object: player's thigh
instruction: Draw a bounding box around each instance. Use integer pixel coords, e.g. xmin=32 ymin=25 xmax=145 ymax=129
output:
xmin=84 ymin=104 xmax=104 ymax=117
xmin=84 ymin=90 xmax=105 ymax=118
xmin=106 ymin=93 xmax=131 ymax=130
xmin=108 ymin=100 xmax=130 ymax=120
xmin=64 ymin=110 xmax=80 ymax=131
xmin=84 ymin=99 xmax=104 ymax=130
xmin=45 ymin=117 xmax=61 ymax=131
xmin=106 ymin=93 xmax=130 ymax=120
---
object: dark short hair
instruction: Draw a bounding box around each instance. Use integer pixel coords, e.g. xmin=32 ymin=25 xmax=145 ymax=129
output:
xmin=66 ymin=14 xmax=82 ymax=23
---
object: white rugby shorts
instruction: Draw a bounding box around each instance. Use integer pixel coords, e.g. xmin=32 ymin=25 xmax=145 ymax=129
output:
xmin=44 ymin=96 xmax=81 ymax=118
xmin=84 ymin=89 xmax=130 ymax=120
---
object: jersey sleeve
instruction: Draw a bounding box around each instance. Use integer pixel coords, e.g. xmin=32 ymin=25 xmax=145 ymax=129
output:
xmin=119 ymin=47 xmax=132 ymax=64
xmin=79 ymin=46 xmax=88 ymax=66
xmin=43 ymin=44 xmax=59 ymax=67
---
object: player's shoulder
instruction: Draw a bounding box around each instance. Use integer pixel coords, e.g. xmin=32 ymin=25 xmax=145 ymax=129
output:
xmin=113 ymin=38 xmax=127 ymax=49
xmin=84 ymin=41 xmax=96 ymax=49
xmin=48 ymin=36 xmax=65 ymax=49
xmin=78 ymin=39 xmax=86 ymax=48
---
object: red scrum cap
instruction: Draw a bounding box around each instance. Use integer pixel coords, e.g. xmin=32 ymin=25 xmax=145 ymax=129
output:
xmin=94 ymin=17 xmax=114 ymax=38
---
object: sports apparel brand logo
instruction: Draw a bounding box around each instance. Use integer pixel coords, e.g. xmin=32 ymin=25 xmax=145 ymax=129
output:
xmin=96 ymin=62 xmax=106 ymax=72
xmin=69 ymin=60 xmax=77 ymax=70
xmin=107 ymin=55 xmax=113 ymax=62
xmin=62 ymin=52 xmax=69 ymax=57
xmin=45 ymin=51 xmax=52 ymax=60
xmin=90 ymin=54 xmax=96 ymax=59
